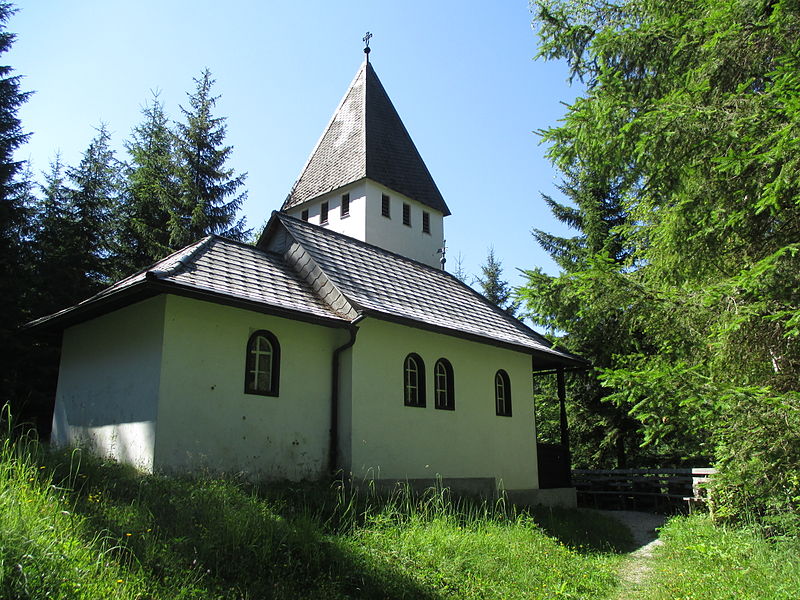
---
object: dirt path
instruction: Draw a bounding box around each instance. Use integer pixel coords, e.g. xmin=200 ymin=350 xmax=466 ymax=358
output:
xmin=599 ymin=510 xmax=667 ymax=599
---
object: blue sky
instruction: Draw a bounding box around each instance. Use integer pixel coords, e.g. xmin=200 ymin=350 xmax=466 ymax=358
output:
xmin=10 ymin=1 xmax=581 ymax=288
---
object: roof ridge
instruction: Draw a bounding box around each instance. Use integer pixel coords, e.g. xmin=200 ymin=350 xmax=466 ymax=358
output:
xmin=276 ymin=212 xmax=588 ymax=362
xmin=147 ymin=235 xmax=215 ymax=280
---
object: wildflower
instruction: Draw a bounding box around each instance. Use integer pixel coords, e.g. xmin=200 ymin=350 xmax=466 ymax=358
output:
xmin=125 ymin=533 xmax=132 ymax=537
xmin=116 ymin=579 xmax=124 ymax=584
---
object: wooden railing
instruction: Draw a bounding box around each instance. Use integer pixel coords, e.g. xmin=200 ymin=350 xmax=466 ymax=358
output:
xmin=572 ymin=468 xmax=715 ymax=511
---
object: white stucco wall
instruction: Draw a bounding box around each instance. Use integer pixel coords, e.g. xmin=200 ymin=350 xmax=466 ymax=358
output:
xmin=154 ymin=295 xmax=349 ymax=480
xmin=363 ymin=181 xmax=445 ymax=269
xmin=285 ymin=181 xmax=368 ymax=241
xmin=51 ymin=296 xmax=166 ymax=470
xmin=284 ymin=179 xmax=445 ymax=269
xmin=345 ymin=318 xmax=539 ymax=491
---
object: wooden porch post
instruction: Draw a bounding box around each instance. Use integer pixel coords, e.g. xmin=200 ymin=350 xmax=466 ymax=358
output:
xmin=557 ymin=367 xmax=569 ymax=452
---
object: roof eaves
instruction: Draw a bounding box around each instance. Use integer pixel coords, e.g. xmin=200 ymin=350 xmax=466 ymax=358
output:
xmin=151 ymin=279 xmax=351 ymax=329
xmin=358 ymin=308 xmax=585 ymax=366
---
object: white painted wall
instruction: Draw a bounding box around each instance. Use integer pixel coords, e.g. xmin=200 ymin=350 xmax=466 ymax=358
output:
xmin=154 ymin=295 xmax=349 ymax=480
xmin=51 ymin=296 xmax=166 ymax=470
xmin=345 ymin=318 xmax=539 ymax=491
xmin=284 ymin=179 xmax=446 ymax=269
xmin=363 ymin=181 xmax=445 ymax=269
xmin=285 ymin=181 xmax=368 ymax=241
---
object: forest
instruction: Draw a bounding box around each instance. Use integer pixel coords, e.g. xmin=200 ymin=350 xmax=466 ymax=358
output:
xmin=524 ymin=0 xmax=799 ymax=533
xmin=0 ymin=5 xmax=250 ymax=438
xmin=0 ymin=0 xmax=798 ymax=541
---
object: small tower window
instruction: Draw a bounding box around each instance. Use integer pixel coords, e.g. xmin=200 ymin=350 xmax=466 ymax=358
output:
xmin=422 ymin=211 xmax=430 ymax=234
xmin=301 ymin=209 xmax=309 ymax=221
xmin=495 ymin=370 xmax=512 ymax=417
xmin=381 ymin=194 xmax=391 ymax=218
xmin=245 ymin=330 xmax=280 ymax=396
xmin=402 ymin=203 xmax=411 ymax=227
xmin=403 ymin=353 xmax=426 ymax=407
xmin=434 ymin=358 xmax=454 ymax=410
xmin=320 ymin=201 xmax=329 ymax=225
xmin=341 ymin=193 xmax=350 ymax=217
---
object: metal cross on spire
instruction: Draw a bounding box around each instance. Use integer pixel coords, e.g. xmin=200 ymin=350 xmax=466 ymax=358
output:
xmin=363 ymin=31 xmax=372 ymax=61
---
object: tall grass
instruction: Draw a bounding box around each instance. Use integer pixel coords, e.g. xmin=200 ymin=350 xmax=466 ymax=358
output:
xmin=0 ymin=429 xmax=630 ymax=599
xmin=0 ymin=433 xmax=170 ymax=599
xmin=639 ymin=514 xmax=800 ymax=600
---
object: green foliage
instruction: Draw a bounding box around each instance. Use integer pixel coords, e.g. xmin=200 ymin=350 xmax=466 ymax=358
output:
xmin=640 ymin=514 xmax=800 ymax=599
xmin=118 ymin=92 xmax=180 ymax=273
xmin=172 ymin=69 xmax=248 ymax=246
xmin=527 ymin=0 xmax=800 ymax=522
xmin=0 ymin=2 xmax=36 ymax=424
xmin=63 ymin=124 xmax=124 ymax=294
xmin=476 ymin=247 xmax=519 ymax=316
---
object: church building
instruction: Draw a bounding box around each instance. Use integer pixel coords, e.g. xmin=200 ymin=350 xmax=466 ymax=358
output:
xmin=32 ymin=46 xmax=583 ymax=506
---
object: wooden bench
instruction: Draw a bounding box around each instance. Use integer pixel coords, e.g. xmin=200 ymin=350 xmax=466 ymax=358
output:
xmin=683 ymin=468 xmax=716 ymax=514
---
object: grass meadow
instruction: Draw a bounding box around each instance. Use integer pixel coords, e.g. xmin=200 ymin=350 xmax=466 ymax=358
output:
xmin=1 ymin=430 xmax=798 ymax=599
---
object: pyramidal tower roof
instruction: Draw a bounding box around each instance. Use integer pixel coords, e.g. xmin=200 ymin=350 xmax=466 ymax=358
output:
xmin=281 ymin=60 xmax=451 ymax=216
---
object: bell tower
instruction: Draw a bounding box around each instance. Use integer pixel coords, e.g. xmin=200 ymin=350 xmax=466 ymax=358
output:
xmin=281 ymin=36 xmax=450 ymax=269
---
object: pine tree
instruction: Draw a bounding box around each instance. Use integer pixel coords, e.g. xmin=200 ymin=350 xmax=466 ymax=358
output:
xmin=32 ymin=155 xmax=82 ymax=313
xmin=0 ymin=2 xmax=33 ymax=410
xmin=65 ymin=124 xmax=123 ymax=298
xmin=476 ymin=248 xmax=518 ymax=316
xmin=521 ymin=169 xmax=645 ymax=468
xmin=173 ymin=69 xmax=248 ymax=246
xmin=451 ymin=252 xmax=469 ymax=284
xmin=119 ymin=92 xmax=180 ymax=272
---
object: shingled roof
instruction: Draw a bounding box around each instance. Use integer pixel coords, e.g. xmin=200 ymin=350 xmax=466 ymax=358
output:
xmin=282 ymin=61 xmax=451 ymax=216
xmin=30 ymin=215 xmax=583 ymax=369
xmin=265 ymin=213 xmax=583 ymax=368
xmin=27 ymin=236 xmax=349 ymax=330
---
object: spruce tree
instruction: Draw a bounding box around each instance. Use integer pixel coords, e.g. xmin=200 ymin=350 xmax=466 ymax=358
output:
xmin=521 ymin=170 xmax=644 ymax=468
xmin=528 ymin=0 xmax=800 ymax=522
xmin=32 ymin=155 xmax=82 ymax=314
xmin=476 ymin=247 xmax=518 ymax=316
xmin=173 ymin=69 xmax=248 ymax=246
xmin=0 ymin=2 xmax=33 ymax=412
xmin=65 ymin=124 xmax=123 ymax=298
xmin=119 ymin=92 xmax=179 ymax=272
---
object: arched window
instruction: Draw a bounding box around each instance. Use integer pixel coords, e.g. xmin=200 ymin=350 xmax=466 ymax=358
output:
xmin=434 ymin=358 xmax=455 ymax=410
xmin=403 ymin=353 xmax=426 ymax=407
xmin=495 ymin=370 xmax=512 ymax=416
xmin=245 ymin=330 xmax=280 ymax=396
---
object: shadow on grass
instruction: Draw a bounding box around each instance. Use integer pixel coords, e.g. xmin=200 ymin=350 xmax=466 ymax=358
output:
xmin=525 ymin=505 xmax=634 ymax=554
xmin=45 ymin=451 xmax=441 ymax=600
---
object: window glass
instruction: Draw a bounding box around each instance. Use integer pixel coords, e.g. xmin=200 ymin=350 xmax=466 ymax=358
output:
xmin=404 ymin=353 xmax=426 ymax=407
xmin=495 ymin=370 xmax=512 ymax=416
xmin=434 ymin=359 xmax=454 ymax=410
xmin=245 ymin=331 xmax=280 ymax=396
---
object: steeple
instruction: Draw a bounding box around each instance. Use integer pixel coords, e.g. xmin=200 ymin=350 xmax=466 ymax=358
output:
xmin=281 ymin=48 xmax=450 ymax=268
xmin=281 ymin=59 xmax=450 ymax=216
